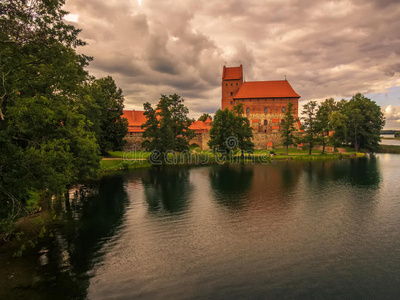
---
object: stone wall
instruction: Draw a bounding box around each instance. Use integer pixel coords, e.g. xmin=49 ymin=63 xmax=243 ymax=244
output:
xmin=124 ymin=131 xmax=290 ymax=151
xmin=124 ymin=133 xmax=212 ymax=151
xmin=124 ymin=135 xmax=145 ymax=151
xmin=252 ymin=132 xmax=284 ymax=149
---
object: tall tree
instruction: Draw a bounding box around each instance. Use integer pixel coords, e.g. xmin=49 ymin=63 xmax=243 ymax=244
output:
xmin=315 ymin=98 xmax=338 ymax=154
xmin=0 ymin=0 xmax=100 ymax=234
xmin=198 ymin=113 xmax=212 ymax=122
xmin=141 ymin=94 xmax=195 ymax=159
xmin=342 ymin=93 xmax=385 ymax=152
xmin=233 ymin=103 xmax=254 ymax=158
xmin=301 ymin=101 xmax=320 ymax=155
xmin=83 ymin=76 xmax=128 ymax=154
xmin=280 ymin=102 xmax=297 ymax=155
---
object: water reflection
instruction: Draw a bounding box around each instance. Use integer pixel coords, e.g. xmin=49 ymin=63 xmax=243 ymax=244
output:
xmin=210 ymin=165 xmax=254 ymax=209
xmin=142 ymin=167 xmax=193 ymax=214
xmin=38 ymin=175 xmax=129 ymax=299
xmin=8 ymin=155 xmax=397 ymax=299
xmin=300 ymin=157 xmax=381 ymax=188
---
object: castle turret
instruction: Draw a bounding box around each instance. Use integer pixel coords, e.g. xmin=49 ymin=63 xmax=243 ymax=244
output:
xmin=221 ymin=65 xmax=243 ymax=110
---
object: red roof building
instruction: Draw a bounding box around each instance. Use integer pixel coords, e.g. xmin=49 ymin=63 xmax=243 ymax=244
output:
xmin=221 ymin=65 xmax=301 ymax=133
xmin=122 ymin=110 xmax=147 ymax=134
xmin=123 ymin=110 xmax=212 ymax=135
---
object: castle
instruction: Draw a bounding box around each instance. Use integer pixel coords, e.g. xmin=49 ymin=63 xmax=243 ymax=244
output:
xmin=123 ymin=65 xmax=301 ymax=150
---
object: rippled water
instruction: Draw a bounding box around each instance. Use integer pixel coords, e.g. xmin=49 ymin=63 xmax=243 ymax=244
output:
xmin=10 ymin=155 xmax=400 ymax=299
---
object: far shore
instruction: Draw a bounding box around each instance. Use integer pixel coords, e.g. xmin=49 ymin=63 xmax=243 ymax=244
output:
xmin=99 ymin=148 xmax=367 ymax=172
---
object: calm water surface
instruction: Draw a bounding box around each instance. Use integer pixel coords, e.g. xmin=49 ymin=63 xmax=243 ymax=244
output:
xmin=10 ymin=155 xmax=400 ymax=299
xmin=380 ymin=134 xmax=400 ymax=145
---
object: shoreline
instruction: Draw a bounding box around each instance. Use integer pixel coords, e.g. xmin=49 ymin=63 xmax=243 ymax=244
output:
xmin=99 ymin=152 xmax=368 ymax=172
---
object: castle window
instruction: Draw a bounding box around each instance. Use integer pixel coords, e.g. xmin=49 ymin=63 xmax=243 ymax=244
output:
xmin=230 ymin=101 xmax=233 ymax=105
xmin=281 ymin=119 xmax=285 ymax=124
xmin=230 ymin=92 xmax=233 ymax=96
xmin=264 ymin=120 xmax=268 ymax=126
xmin=236 ymin=83 xmax=238 ymax=86
xmin=282 ymin=107 xmax=286 ymax=113
xmin=225 ymin=84 xmax=227 ymax=86
xmin=264 ymin=107 xmax=268 ymax=113
xmin=231 ymin=83 xmax=233 ymax=86
xmin=246 ymin=108 xmax=250 ymax=114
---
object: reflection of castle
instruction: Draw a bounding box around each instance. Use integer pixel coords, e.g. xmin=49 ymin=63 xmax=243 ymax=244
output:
xmin=122 ymin=64 xmax=302 ymax=150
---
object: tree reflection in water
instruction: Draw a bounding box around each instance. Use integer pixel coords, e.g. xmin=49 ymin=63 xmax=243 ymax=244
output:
xmin=142 ymin=166 xmax=193 ymax=214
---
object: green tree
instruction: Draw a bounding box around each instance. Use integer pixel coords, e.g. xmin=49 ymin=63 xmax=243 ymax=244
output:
xmin=280 ymin=102 xmax=297 ymax=155
xmin=395 ymin=132 xmax=400 ymax=138
xmin=315 ymin=98 xmax=338 ymax=154
xmin=83 ymin=76 xmax=128 ymax=154
xmin=233 ymin=103 xmax=254 ymax=157
xmin=329 ymin=111 xmax=348 ymax=148
xmin=301 ymin=101 xmax=321 ymax=155
xmin=141 ymin=94 xmax=195 ymax=159
xmin=208 ymin=109 xmax=235 ymax=154
xmin=0 ymin=0 xmax=102 ymax=235
xmin=208 ymin=104 xmax=253 ymax=156
xmin=342 ymin=93 xmax=385 ymax=152
xmin=198 ymin=113 xmax=212 ymax=122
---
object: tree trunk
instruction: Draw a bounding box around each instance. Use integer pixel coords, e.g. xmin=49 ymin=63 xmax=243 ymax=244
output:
xmin=309 ymin=145 xmax=312 ymax=155
xmin=286 ymin=145 xmax=289 ymax=156
xmin=241 ymin=149 xmax=244 ymax=159
xmin=354 ymin=140 xmax=360 ymax=152
xmin=322 ymin=137 xmax=325 ymax=154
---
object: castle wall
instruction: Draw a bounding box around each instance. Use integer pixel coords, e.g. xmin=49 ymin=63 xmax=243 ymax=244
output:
xmin=236 ymin=97 xmax=299 ymax=119
xmin=124 ymin=131 xmax=293 ymax=152
xmin=222 ymin=79 xmax=243 ymax=110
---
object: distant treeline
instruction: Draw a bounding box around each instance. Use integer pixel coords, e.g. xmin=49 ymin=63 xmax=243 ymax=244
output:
xmin=381 ymin=130 xmax=400 ymax=134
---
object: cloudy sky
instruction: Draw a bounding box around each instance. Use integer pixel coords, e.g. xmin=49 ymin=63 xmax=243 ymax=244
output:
xmin=64 ymin=0 xmax=400 ymax=129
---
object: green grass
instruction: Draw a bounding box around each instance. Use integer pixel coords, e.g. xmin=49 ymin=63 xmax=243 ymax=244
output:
xmin=106 ymin=151 xmax=150 ymax=159
xmin=100 ymin=159 xmax=151 ymax=171
xmin=272 ymin=148 xmax=321 ymax=154
xmin=100 ymin=148 xmax=366 ymax=173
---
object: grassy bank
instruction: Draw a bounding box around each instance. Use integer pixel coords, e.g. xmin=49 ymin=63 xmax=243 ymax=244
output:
xmin=100 ymin=159 xmax=151 ymax=172
xmin=100 ymin=149 xmax=366 ymax=172
xmin=376 ymin=145 xmax=400 ymax=154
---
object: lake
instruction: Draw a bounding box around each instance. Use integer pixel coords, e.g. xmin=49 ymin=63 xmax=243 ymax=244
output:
xmin=3 ymin=154 xmax=400 ymax=299
xmin=380 ymin=134 xmax=400 ymax=146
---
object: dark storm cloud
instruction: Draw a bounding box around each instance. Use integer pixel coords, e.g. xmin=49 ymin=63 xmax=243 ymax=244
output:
xmin=64 ymin=0 xmax=400 ymax=127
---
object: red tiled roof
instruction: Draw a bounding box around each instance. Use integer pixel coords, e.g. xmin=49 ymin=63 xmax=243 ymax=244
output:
xmin=222 ymin=65 xmax=243 ymax=80
xmin=123 ymin=110 xmax=146 ymax=126
xmin=189 ymin=120 xmax=212 ymax=131
xmin=272 ymin=118 xmax=280 ymax=123
xmin=234 ymin=80 xmax=300 ymax=99
xmin=272 ymin=126 xmax=280 ymax=130
xmin=252 ymin=119 xmax=259 ymax=123
xmin=123 ymin=110 xmax=213 ymax=134
xmin=267 ymin=142 xmax=273 ymax=147
xmin=123 ymin=110 xmax=147 ymax=133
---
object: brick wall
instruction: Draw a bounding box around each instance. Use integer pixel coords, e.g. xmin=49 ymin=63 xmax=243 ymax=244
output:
xmin=222 ymin=78 xmax=243 ymax=110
